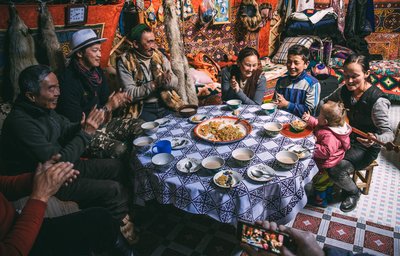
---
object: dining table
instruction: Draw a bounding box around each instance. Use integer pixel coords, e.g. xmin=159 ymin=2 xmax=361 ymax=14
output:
xmin=130 ymin=104 xmax=319 ymax=225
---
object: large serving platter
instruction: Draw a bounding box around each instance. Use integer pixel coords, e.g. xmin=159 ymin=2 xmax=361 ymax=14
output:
xmin=193 ymin=116 xmax=252 ymax=144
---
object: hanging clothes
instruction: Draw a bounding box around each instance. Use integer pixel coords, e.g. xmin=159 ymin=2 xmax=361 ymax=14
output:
xmin=330 ymin=0 xmax=345 ymax=34
xmin=296 ymin=0 xmax=314 ymax=12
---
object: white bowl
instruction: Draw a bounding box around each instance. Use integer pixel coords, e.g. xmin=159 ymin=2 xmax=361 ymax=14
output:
xmin=226 ymin=99 xmax=242 ymax=110
xmin=141 ymin=121 xmax=160 ymax=135
xmin=275 ymin=151 xmax=299 ymax=169
xmin=263 ymin=122 xmax=283 ymax=137
xmin=232 ymin=148 xmax=255 ymax=166
xmin=261 ymin=103 xmax=277 ymax=115
xmin=133 ymin=136 xmax=154 ymax=153
xmin=151 ymin=153 xmax=174 ymax=169
xmin=201 ymin=156 xmax=225 ymax=171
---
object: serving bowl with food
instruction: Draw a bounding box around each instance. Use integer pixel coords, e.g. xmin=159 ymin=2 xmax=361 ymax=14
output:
xmin=226 ymin=99 xmax=242 ymax=110
xmin=275 ymin=151 xmax=299 ymax=169
xmin=194 ymin=116 xmax=252 ymax=144
xmin=290 ymin=119 xmax=307 ymax=133
xmin=263 ymin=122 xmax=283 ymax=137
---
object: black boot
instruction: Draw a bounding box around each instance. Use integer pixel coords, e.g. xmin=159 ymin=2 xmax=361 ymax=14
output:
xmin=340 ymin=190 xmax=361 ymax=212
xmin=114 ymin=232 xmax=137 ymax=256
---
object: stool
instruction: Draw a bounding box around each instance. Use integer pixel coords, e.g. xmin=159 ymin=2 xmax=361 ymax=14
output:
xmin=352 ymin=160 xmax=378 ymax=195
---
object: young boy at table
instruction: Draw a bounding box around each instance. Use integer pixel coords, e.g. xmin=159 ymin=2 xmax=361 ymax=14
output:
xmin=302 ymin=101 xmax=352 ymax=207
xmin=274 ymin=45 xmax=321 ymax=117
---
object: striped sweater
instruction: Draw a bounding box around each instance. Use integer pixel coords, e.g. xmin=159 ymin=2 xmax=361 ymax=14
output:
xmin=275 ymin=71 xmax=321 ymax=117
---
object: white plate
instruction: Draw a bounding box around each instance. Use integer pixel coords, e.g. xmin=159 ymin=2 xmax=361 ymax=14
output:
xmin=170 ymin=137 xmax=191 ymax=149
xmin=176 ymin=158 xmax=202 ymax=173
xmin=155 ymin=118 xmax=170 ymax=127
xmin=189 ymin=114 xmax=208 ymax=123
xmin=286 ymin=144 xmax=311 ymax=159
xmin=213 ymin=170 xmax=243 ymax=188
xmin=247 ymin=164 xmax=276 ymax=182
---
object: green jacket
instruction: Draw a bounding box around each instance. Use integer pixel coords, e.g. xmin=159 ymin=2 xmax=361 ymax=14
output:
xmin=0 ymin=97 xmax=91 ymax=174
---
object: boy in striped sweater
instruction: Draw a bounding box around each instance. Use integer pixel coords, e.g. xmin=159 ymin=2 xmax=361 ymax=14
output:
xmin=274 ymin=45 xmax=321 ymax=117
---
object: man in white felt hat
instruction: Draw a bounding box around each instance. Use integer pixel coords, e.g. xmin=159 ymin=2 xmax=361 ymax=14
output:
xmin=57 ymin=28 xmax=143 ymax=245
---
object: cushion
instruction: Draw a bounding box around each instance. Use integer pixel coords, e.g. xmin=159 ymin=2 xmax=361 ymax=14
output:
xmin=272 ymin=36 xmax=315 ymax=64
xmin=189 ymin=68 xmax=214 ymax=85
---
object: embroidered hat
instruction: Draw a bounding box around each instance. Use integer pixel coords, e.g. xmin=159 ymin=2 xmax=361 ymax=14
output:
xmin=129 ymin=24 xmax=151 ymax=42
xmin=67 ymin=29 xmax=106 ymax=57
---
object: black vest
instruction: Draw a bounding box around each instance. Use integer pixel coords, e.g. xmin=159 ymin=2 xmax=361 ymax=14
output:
xmin=341 ymin=85 xmax=385 ymax=134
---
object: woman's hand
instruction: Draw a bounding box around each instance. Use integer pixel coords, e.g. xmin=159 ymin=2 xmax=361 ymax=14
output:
xmin=231 ymin=75 xmax=240 ymax=93
xmin=275 ymin=93 xmax=289 ymax=109
xmin=302 ymin=112 xmax=311 ymax=122
xmin=81 ymin=106 xmax=105 ymax=135
xmin=105 ymin=90 xmax=132 ymax=111
xmin=356 ymin=132 xmax=376 ymax=147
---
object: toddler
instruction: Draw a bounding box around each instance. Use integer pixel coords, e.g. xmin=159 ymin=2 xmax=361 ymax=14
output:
xmin=302 ymin=101 xmax=352 ymax=207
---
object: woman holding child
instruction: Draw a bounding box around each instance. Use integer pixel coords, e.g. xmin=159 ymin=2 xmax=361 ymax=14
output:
xmin=221 ymin=47 xmax=266 ymax=105
xmin=323 ymin=54 xmax=394 ymax=212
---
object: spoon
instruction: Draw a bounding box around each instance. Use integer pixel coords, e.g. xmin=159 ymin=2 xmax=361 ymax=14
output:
xmin=251 ymin=169 xmax=285 ymax=178
xmin=185 ymin=161 xmax=193 ymax=173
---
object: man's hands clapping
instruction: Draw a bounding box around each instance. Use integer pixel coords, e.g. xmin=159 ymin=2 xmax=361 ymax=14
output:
xmin=81 ymin=106 xmax=105 ymax=135
xmin=105 ymin=89 xmax=132 ymax=111
xmin=30 ymin=154 xmax=79 ymax=203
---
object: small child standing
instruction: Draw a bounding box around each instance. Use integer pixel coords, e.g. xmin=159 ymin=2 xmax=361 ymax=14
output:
xmin=274 ymin=44 xmax=321 ymax=117
xmin=302 ymin=101 xmax=352 ymax=207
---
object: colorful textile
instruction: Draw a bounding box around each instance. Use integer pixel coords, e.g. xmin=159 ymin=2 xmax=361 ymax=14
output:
xmin=272 ymin=36 xmax=316 ymax=64
xmin=366 ymin=33 xmax=400 ymax=60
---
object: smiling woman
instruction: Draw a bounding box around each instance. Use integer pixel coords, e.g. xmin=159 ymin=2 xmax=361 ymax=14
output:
xmin=221 ymin=47 xmax=266 ymax=105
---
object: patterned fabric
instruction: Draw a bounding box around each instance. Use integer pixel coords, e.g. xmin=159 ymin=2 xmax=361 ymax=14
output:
xmin=131 ymin=105 xmax=318 ymax=225
xmin=365 ymin=33 xmax=400 ymax=60
xmin=374 ymin=1 xmax=400 ymax=33
xmin=153 ymin=7 xmax=258 ymax=62
xmin=271 ymin=36 xmax=316 ymax=64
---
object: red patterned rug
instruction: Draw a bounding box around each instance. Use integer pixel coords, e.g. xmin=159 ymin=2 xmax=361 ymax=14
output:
xmin=287 ymin=205 xmax=398 ymax=256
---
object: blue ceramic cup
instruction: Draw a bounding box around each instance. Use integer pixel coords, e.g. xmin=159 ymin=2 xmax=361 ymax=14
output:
xmin=152 ymin=140 xmax=172 ymax=154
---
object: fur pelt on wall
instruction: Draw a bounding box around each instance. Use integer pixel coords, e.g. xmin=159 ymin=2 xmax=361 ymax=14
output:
xmin=39 ymin=3 xmax=65 ymax=74
xmin=162 ymin=0 xmax=198 ymax=106
xmin=8 ymin=5 xmax=38 ymax=100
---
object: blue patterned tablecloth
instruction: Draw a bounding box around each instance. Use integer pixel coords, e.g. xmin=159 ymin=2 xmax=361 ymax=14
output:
xmin=131 ymin=105 xmax=318 ymax=225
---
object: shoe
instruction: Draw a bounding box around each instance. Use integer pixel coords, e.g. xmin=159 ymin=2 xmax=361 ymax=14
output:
xmin=340 ymin=191 xmax=361 ymax=212
xmin=120 ymin=214 xmax=139 ymax=245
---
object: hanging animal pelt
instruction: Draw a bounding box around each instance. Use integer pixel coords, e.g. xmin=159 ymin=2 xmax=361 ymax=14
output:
xmin=39 ymin=2 xmax=65 ymax=73
xmin=8 ymin=5 xmax=38 ymax=100
xmin=162 ymin=0 xmax=198 ymax=105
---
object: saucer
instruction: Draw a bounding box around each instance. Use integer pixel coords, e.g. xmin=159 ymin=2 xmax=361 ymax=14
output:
xmin=169 ymin=137 xmax=191 ymax=149
xmin=213 ymin=170 xmax=243 ymax=188
xmin=286 ymin=144 xmax=311 ymax=159
xmin=247 ymin=164 xmax=276 ymax=182
xmin=155 ymin=118 xmax=170 ymax=127
xmin=176 ymin=158 xmax=201 ymax=173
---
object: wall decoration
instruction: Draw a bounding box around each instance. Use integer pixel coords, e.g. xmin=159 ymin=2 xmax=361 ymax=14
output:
xmin=213 ymin=0 xmax=230 ymax=24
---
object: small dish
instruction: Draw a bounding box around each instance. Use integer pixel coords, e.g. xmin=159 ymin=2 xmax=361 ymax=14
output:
xmin=151 ymin=153 xmax=175 ymax=169
xmin=169 ymin=137 xmax=190 ymax=149
xmin=232 ymin=148 xmax=255 ymax=167
xmin=213 ymin=170 xmax=243 ymax=188
xmin=290 ymin=120 xmax=307 ymax=133
xmin=154 ymin=118 xmax=170 ymax=127
xmin=178 ymin=105 xmax=198 ymax=117
xmin=263 ymin=122 xmax=283 ymax=137
xmin=133 ymin=136 xmax=154 ymax=153
xmin=286 ymin=144 xmax=311 ymax=159
xmin=261 ymin=103 xmax=277 ymax=115
xmin=226 ymin=99 xmax=242 ymax=110
xmin=202 ymin=156 xmax=225 ymax=171
xmin=141 ymin=121 xmax=160 ymax=135
xmin=189 ymin=114 xmax=207 ymax=124
xmin=247 ymin=164 xmax=276 ymax=182
xmin=275 ymin=151 xmax=299 ymax=169
xmin=176 ymin=158 xmax=202 ymax=173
